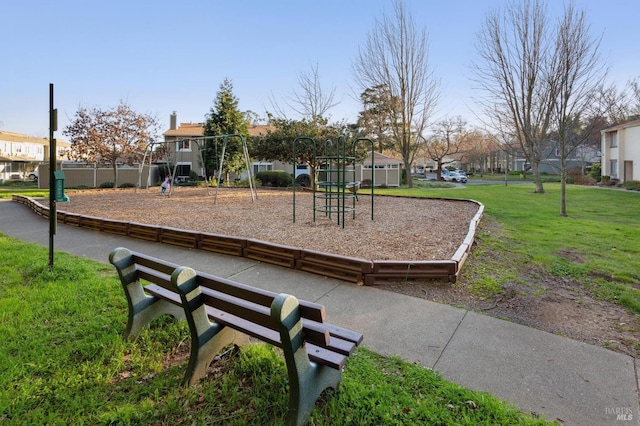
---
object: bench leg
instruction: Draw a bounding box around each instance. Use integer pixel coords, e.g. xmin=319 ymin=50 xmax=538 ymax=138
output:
xmin=272 ymin=294 xmax=342 ymax=426
xmin=172 ymin=266 xmax=249 ymax=386
xmin=109 ymin=247 xmax=186 ymax=340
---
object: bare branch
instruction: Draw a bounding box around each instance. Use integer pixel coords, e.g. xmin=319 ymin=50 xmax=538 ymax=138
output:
xmin=353 ymin=0 xmax=440 ymax=187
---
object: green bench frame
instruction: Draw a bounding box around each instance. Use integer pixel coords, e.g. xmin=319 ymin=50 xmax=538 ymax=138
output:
xmin=109 ymin=247 xmax=362 ymax=426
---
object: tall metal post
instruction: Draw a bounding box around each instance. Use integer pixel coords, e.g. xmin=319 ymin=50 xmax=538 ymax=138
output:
xmin=48 ymin=84 xmax=58 ymax=268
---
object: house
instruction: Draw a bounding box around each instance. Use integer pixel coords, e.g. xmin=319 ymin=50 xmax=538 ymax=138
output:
xmin=162 ymin=112 xmax=276 ymax=180
xmin=601 ymin=118 xmax=640 ymax=182
xmin=162 ymin=112 xmax=206 ymax=179
xmin=0 ymin=130 xmax=70 ymax=182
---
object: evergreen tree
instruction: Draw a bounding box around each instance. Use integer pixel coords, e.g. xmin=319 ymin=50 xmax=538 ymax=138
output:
xmin=203 ymin=78 xmax=249 ymax=181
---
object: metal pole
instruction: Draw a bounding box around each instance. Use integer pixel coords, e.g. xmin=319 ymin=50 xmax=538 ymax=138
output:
xmin=48 ymin=83 xmax=57 ymax=268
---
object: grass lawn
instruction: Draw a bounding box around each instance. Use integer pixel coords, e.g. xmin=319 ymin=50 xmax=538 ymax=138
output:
xmin=0 ymin=235 xmax=552 ymax=425
xmin=377 ymin=181 xmax=640 ymax=314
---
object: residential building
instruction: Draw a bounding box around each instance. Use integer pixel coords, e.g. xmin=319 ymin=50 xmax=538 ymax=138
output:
xmin=0 ymin=130 xmax=70 ymax=182
xmin=601 ymin=118 xmax=640 ymax=182
xmin=161 ymin=112 xmax=275 ymax=181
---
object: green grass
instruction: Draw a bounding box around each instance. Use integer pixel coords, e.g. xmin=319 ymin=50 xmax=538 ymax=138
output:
xmin=0 ymin=235 xmax=551 ymax=425
xmin=374 ymin=182 xmax=640 ymax=313
xmin=0 ymin=187 xmax=48 ymax=199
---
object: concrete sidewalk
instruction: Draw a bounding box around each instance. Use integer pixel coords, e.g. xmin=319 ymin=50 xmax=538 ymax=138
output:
xmin=1 ymin=199 xmax=637 ymax=425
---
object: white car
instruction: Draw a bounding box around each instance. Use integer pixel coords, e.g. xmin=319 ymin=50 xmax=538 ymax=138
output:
xmin=447 ymin=172 xmax=467 ymax=183
xmin=28 ymin=168 xmax=39 ymax=181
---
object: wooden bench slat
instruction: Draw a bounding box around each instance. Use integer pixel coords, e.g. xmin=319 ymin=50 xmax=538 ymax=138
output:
xmin=136 ymin=266 xmax=173 ymax=291
xmin=145 ymin=284 xmax=182 ymax=305
xmin=133 ymin=253 xmax=180 ymax=276
xmin=146 ymin=284 xmax=347 ymax=358
xmin=204 ymin=305 xmax=345 ymax=370
xmin=202 ymin=290 xmax=331 ymax=348
xmin=302 ymin=320 xmax=357 ymax=356
xmin=197 ymin=273 xmax=326 ymax=323
xmin=316 ymin=321 xmax=364 ymax=346
xmin=305 ymin=343 xmax=348 ymax=370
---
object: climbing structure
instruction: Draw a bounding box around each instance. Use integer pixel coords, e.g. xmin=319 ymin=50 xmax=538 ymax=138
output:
xmin=292 ymin=135 xmax=374 ymax=228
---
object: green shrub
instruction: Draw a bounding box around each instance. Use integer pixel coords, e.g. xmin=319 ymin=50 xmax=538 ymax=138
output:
xmin=118 ymin=182 xmax=136 ymax=188
xmin=255 ymin=171 xmax=292 ymax=187
xmin=590 ymin=163 xmax=601 ymax=181
xmin=230 ymin=177 xmax=260 ymax=188
xmin=99 ymin=182 xmax=115 ymax=188
xmin=623 ymin=180 xmax=640 ymax=191
xmin=189 ymin=170 xmax=199 ymax=181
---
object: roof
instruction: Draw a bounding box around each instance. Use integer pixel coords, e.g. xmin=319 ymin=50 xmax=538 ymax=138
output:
xmin=0 ymin=130 xmax=70 ymax=147
xmin=163 ymin=123 xmax=204 ymax=137
xmin=247 ymin=124 xmax=275 ymax=136
xmin=163 ymin=123 xmax=274 ymax=138
xmin=362 ymin=151 xmax=404 ymax=165
xmin=601 ymin=118 xmax=640 ymax=133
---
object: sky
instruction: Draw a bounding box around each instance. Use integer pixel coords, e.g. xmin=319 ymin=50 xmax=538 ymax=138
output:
xmin=2 ymin=0 xmax=639 ymax=139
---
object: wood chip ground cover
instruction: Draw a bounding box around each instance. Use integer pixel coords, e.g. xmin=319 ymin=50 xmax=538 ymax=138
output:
xmin=59 ymin=187 xmax=480 ymax=262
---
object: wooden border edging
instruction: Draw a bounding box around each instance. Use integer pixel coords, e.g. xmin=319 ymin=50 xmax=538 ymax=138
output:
xmin=160 ymin=226 xmax=201 ymax=249
xmin=199 ymin=232 xmax=246 ymax=256
xmin=244 ymin=239 xmax=301 ymax=268
xmin=12 ymin=195 xmax=483 ymax=285
xmin=296 ymin=249 xmax=372 ymax=284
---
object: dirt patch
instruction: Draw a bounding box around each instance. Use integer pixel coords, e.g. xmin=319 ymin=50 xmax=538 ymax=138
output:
xmin=377 ymin=218 xmax=640 ymax=359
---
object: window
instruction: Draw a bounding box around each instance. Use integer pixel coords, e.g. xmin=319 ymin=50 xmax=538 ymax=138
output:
xmin=176 ymin=164 xmax=191 ymax=177
xmin=608 ymin=132 xmax=617 ymax=148
xmin=252 ymin=162 xmax=273 ymax=175
xmin=178 ymin=140 xmax=191 ymax=151
xmin=610 ymin=160 xmax=618 ymax=178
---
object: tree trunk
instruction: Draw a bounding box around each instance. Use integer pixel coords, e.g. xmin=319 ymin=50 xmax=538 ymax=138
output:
xmin=531 ymin=162 xmax=545 ymax=193
xmin=112 ymin=163 xmax=118 ymax=188
xmin=560 ymin=157 xmax=568 ymax=216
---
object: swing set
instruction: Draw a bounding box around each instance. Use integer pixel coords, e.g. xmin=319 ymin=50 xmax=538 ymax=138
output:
xmin=137 ymin=134 xmax=256 ymax=203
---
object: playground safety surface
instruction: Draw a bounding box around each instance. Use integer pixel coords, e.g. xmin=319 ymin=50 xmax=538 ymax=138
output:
xmin=57 ymin=187 xmax=481 ymax=262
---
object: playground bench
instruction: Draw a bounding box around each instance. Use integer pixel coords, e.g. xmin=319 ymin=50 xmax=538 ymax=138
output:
xmin=109 ymin=247 xmax=363 ymax=426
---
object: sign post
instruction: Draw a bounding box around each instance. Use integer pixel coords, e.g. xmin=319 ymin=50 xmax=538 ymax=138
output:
xmin=49 ymin=84 xmax=57 ymax=268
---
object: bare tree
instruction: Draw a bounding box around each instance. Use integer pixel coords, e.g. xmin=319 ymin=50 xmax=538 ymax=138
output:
xmin=629 ymin=77 xmax=640 ymax=116
xmin=423 ymin=117 xmax=467 ymax=180
xmin=473 ymin=0 xmax=555 ymax=193
xmin=550 ymin=3 xmax=606 ymax=216
xmin=353 ymin=0 xmax=439 ymax=188
xmin=595 ymin=76 xmax=640 ymax=125
xmin=270 ymin=63 xmax=338 ymax=124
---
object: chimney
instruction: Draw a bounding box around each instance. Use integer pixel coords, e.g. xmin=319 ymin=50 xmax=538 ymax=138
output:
xmin=170 ymin=111 xmax=177 ymax=130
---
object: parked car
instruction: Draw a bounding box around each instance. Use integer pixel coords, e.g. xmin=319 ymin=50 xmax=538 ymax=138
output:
xmin=447 ymin=172 xmax=467 ymax=183
xmin=28 ymin=168 xmax=39 ymax=181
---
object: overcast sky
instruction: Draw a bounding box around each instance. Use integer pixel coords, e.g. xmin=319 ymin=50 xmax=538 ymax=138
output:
xmin=2 ymin=0 xmax=639 ymax=138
